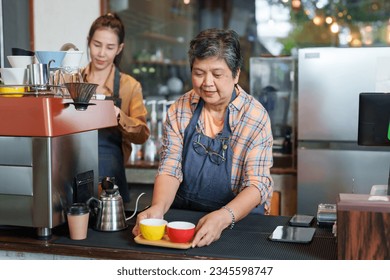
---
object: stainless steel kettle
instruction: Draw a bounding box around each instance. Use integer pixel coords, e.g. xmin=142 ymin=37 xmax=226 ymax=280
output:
xmin=87 ymin=177 xmax=145 ymax=231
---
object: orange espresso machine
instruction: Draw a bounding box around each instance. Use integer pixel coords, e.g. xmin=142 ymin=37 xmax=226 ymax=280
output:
xmin=0 ymin=95 xmax=117 ymax=238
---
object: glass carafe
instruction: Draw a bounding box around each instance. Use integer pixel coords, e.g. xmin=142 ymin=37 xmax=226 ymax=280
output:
xmin=53 ymin=66 xmax=83 ymax=96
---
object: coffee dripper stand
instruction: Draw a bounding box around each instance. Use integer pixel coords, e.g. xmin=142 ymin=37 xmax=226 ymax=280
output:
xmin=51 ymin=66 xmax=84 ymax=97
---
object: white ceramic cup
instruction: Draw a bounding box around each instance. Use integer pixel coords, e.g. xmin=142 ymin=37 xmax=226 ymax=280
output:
xmin=0 ymin=67 xmax=27 ymax=85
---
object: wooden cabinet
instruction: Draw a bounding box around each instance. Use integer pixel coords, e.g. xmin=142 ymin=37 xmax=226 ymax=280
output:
xmin=337 ymin=193 xmax=390 ymax=260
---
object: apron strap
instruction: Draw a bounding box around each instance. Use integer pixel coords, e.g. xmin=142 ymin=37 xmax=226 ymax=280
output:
xmin=113 ymin=67 xmax=121 ymax=107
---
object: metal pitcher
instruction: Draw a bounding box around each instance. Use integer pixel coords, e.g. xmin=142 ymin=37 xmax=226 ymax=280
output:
xmin=27 ymin=59 xmax=54 ymax=90
xmin=86 ymin=177 xmax=145 ymax=231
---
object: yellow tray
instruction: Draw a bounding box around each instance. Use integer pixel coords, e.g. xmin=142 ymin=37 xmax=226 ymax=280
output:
xmin=134 ymin=234 xmax=192 ymax=249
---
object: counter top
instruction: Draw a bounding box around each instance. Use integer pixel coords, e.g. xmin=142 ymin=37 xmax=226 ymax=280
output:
xmin=0 ymin=209 xmax=336 ymax=260
xmin=0 ymin=96 xmax=117 ymax=137
xmin=337 ymin=193 xmax=390 ymax=212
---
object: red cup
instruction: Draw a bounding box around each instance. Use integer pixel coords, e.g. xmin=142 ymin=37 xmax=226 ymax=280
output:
xmin=167 ymin=221 xmax=195 ymax=243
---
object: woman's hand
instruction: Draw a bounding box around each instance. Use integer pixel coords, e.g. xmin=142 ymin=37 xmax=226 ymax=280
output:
xmin=191 ymin=209 xmax=231 ymax=247
xmin=131 ymin=206 xmax=165 ymax=236
xmin=114 ymin=105 xmax=121 ymax=118
xmin=132 ymin=175 xmax=180 ymax=237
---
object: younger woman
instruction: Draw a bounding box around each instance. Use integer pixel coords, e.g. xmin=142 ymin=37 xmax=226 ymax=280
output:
xmin=82 ymin=13 xmax=150 ymax=203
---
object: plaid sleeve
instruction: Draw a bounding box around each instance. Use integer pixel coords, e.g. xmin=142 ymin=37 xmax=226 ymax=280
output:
xmin=231 ymin=91 xmax=274 ymax=213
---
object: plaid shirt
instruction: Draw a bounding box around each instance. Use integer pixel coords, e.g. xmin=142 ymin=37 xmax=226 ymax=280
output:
xmin=158 ymin=86 xmax=274 ymax=213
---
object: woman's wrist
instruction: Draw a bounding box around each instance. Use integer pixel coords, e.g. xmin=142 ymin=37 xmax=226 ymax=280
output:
xmin=149 ymin=202 xmax=168 ymax=217
xmin=221 ymin=206 xmax=235 ymax=229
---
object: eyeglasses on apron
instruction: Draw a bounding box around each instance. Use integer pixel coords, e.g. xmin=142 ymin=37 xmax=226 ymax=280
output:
xmin=192 ymin=132 xmax=229 ymax=165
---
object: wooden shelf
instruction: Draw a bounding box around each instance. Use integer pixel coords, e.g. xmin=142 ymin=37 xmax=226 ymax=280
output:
xmin=126 ymin=160 xmax=158 ymax=169
xmin=133 ymin=60 xmax=188 ymax=66
xmin=125 ymin=160 xmax=296 ymax=175
xmin=140 ymin=32 xmax=185 ymax=44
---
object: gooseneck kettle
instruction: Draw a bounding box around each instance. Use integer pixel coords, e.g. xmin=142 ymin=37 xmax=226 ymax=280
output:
xmin=87 ymin=177 xmax=145 ymax=231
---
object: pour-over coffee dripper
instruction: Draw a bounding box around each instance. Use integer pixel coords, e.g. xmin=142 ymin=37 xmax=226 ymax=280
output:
xmin=65 ymin=82 xmax=98 ymax=110
xmin=35 ymin=51 xmax=67 ymax=69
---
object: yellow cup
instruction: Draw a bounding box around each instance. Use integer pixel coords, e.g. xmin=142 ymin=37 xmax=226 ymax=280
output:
xmin=0 ymin=86 xmax=25 ymax=97
xmin=140 ymin=218 xmax=167 ymax=241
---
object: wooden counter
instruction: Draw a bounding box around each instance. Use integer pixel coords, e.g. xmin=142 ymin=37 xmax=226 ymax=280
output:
xmin=337 ymin=193 xmax=390 ymax=260
xmin=126 ymin=159 xmax=297 ymax=175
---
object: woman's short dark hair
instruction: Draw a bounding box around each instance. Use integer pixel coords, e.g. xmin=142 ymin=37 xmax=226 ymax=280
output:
xmin=87 ymin=13 xmax=125 ymax=67
xmin=188 ymin=28 xmax=243 ymax=78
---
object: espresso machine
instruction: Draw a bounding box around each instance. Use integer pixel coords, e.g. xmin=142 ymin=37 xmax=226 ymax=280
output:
xmin=0 ymin=96 xmax=117 ymax=239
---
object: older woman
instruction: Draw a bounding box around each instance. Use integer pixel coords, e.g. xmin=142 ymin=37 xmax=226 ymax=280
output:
xmin=133 ymin=28 xmax=273 ymax=247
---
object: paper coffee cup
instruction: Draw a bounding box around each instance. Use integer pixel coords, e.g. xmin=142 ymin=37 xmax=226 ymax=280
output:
xmin=66 ymin=203 xmax=90 ymax=240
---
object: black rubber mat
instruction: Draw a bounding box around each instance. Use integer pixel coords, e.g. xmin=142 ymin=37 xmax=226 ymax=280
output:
xmin=52 ymin=209 xmax=337 ymax=259
xmin=188 ymin=231 xmax=337 ymax=260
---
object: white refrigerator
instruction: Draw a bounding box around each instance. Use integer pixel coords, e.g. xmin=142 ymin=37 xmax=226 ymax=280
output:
xmin=297 ymin=47 xmax=390 ymax=215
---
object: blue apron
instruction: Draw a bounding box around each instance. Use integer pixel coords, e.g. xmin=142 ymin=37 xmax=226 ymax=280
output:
xmin=172 ymin=90 xmax=265 ymax=214
xmin=98 ymin=67 xmax=130 ymax=203
xmin=172 ymin=92 xmax=236 ymax=212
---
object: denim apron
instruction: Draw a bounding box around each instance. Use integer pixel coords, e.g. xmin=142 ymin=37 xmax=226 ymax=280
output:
xmin=172 ymin=92 xmax=236 ymax=212
xmin=98 ymin=67 xmax=129 ymax=203
xmin=172 ymin=90 xmax=265 ymax=214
